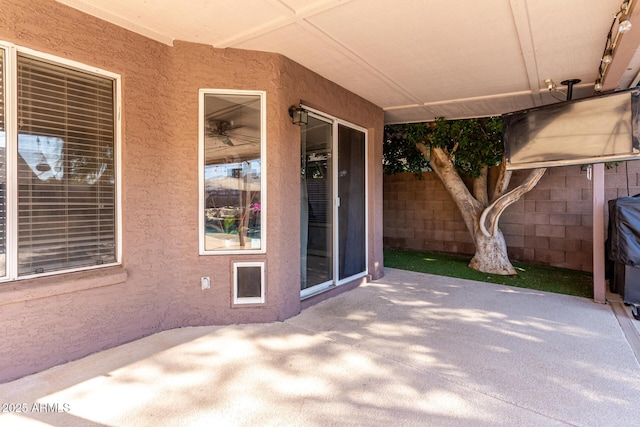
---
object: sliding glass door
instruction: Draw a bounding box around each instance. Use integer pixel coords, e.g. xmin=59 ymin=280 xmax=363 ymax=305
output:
xmin=301 ymin=116 xmax=333 ymax=291
xmin=338 ymin=124 xmax=366 ymax=280
xmin=301 ymin=112 xmax=367 ymax=298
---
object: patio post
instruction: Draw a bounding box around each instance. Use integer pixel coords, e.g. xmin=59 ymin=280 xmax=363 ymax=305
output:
xmin=593 ymin=163 xmax=606 ymax=303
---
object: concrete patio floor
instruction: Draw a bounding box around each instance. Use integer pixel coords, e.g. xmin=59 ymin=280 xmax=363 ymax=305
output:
xmin=2 ymin=268 xmax=640 ymax=426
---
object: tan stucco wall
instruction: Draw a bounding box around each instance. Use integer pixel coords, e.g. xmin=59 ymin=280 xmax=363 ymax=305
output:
xmin=0 ymin=0 xmax=384 ymax=383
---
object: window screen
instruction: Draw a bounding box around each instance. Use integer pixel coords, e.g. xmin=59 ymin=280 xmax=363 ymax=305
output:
xmin=16 ymin=54 xmax=116 ymax=275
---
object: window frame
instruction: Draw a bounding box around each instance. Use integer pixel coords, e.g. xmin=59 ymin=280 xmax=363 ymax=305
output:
xmin=198 ymin=89 xmax=267 ymax=255
xmin=0 ymin=41 xmax=122 ymax=282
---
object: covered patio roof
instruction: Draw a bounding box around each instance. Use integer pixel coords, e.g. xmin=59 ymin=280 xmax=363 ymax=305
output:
xmin=56 ymin=0 xmax=640 ymax=123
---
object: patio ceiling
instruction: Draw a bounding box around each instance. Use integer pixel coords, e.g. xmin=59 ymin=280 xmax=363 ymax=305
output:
xmin=56 ymin=0 xmax=640 ymax=124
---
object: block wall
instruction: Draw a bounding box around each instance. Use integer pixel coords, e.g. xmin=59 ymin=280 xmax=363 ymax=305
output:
xmin=383 ymin=161 xmax=640 ymax=272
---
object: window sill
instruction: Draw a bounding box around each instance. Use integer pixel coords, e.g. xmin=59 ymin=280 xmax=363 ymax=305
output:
xmin=0 ymin=266 xmax=127 ymax=307
xmin=232 ymin=302 xmax=268 ymax=309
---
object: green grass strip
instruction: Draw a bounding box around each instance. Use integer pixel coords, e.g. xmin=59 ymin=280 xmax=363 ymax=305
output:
xmin=384 ymin=248 xmax=593 ymax=299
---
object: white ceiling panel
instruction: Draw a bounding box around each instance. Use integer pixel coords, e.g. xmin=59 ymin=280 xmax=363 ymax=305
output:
xmin=306 ymin=0 xmax=531 ymax=102
xmin=527 ymin=0 xmax=622 ymax=86
xmin=55 ymin=0 xmax=640 ymax=123
xmin=57 ymin=0 xmax=292 ymax=45
xmin=234 ymin=22 xmax=421 ymax=108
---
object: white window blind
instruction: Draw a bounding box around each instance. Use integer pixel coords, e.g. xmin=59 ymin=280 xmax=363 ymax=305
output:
xmin=16 ymin=53 xmax=116 ymax=275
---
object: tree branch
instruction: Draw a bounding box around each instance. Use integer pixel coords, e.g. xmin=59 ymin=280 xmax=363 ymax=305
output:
xmin=430 ymin=147 xmax=484 ymax=234
xmin=415 ymin=142 xmax=429 ymax=158
xmin=474 ymin=166 xmax=489 ymax=206
xmin=490 ymin=154 xmax=512 ymax=203
xmin=450 ymin=141 xmax=459 ymax=157
xmin=480 ymin=168 xmax=547 ymax=237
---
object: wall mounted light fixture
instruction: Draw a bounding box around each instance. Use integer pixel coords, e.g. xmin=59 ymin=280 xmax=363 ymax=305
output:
xmin=289 ymin=106 xmax=308 ymax=126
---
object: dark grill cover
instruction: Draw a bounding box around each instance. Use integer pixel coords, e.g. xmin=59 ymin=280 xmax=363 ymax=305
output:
xmin=608 ymin=196 xmax=640 ymax=266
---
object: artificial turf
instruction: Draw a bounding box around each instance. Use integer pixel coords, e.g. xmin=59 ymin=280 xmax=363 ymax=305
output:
xmin=384 ymin=248 xmax=594 ymax=298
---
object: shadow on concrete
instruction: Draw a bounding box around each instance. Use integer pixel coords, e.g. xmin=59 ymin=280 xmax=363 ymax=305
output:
xmin=1 ymin=268 xmax=639 ymax=426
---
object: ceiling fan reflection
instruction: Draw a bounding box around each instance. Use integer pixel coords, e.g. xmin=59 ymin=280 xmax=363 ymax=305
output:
xmin=206 ymin=119 xmax=242 ymax=146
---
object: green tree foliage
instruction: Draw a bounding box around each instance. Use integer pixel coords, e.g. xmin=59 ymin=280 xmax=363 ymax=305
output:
xmin=383 ymin=124 xmax=430 ymax=175
xmin=383 ymin=116 xmax=535 ymax=275
xmin=384 ymin=117 xmax=503 ymax=178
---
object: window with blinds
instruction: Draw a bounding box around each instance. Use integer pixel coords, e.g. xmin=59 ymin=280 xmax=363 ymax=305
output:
xmin=0 ymin=51 xmax=118 ymax=277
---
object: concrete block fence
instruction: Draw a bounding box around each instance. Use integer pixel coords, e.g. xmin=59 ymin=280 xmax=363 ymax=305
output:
xmin=383 ymin=161 xmax=640 ymax=272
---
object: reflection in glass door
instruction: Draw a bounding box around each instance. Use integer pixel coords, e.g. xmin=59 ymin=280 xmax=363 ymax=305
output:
xmin=301 ymin=113 xmax=367 ymax=298
xmin=301 ymin=116 xmax=333 ymax=291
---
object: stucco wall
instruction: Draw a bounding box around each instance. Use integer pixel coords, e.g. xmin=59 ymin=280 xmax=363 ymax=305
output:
xmin=0 ymin=0 xmax=384 ymax=383
xmin=384 ymin=161 xmax=640 ymax=272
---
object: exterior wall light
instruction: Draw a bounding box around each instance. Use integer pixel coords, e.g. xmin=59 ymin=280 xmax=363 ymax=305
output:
xmin=289 ymin=106 xmax=308 ymax=126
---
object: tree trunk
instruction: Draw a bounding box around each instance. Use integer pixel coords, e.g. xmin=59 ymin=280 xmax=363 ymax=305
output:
xmin=428 ymin=146 xmax=544 ymax=276
xmin=469 ymin=228 xmax=516 ymax=275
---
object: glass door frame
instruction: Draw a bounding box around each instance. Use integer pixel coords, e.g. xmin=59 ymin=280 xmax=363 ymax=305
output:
xmin=300 ymin=106 xmax=368 ymax=299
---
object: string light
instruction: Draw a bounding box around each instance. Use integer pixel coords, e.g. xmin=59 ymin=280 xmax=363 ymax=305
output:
xmin=594 ymin=79 xmax=603 ymax=92
xmin=594 ymin=0 xmax=634 ymax=94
